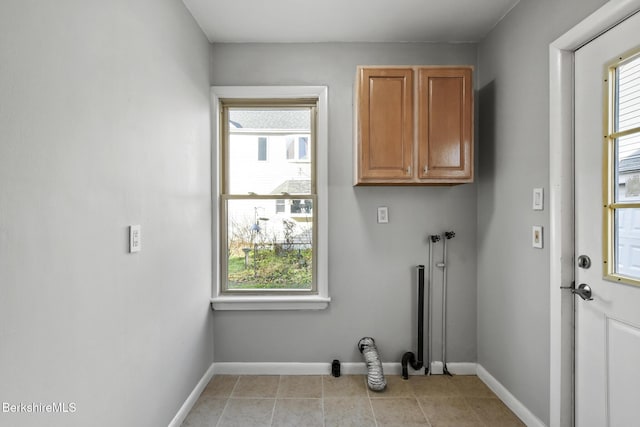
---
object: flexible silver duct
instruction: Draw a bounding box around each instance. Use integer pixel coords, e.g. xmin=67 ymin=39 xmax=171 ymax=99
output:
xmin=358 ymin=337 xmax=387 ymax=391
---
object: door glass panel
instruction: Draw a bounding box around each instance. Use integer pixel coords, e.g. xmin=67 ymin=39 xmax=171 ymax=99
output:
xmin=615 ymin=208 xmax=640 ymax=280
xmin=615 ymin=133 xmax=640 ymax=202
xmin=608 ymin=51 xmax=640 ymax=285
xmin=616 ymin=54 xmax=640 ymax=133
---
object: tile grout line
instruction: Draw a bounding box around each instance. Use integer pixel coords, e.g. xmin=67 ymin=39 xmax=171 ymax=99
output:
xmin=321 ymin=375 xmax=325 ymax=427
xmin=214 ymin=376 xmax=240 ymax=427
xmin=267 ymin=375 xmax=281 ymax=426
xmin=364 ymin=376 xmax=379 ymax=427
xmin=415 ymin=395 xmax=434 ymax=427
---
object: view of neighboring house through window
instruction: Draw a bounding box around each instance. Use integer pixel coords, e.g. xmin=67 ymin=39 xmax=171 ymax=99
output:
xmin=220 ymin=100 xmax=316 ymax=292
xmin=606 ymin=50 xmax=640 ymax=283
xmin=286 ymin=136 xmax=309 ymax=161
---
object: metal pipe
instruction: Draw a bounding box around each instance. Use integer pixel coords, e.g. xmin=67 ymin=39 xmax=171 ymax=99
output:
xmin=401 ymin=266 xmax=425 ymax=379
xmin=428 ymin=235 xmax=439 ymax=375
xmin=441 ymin=231 xmax=455 ymax=376
xmin=417 ymin=265 xmax=424 ymax=369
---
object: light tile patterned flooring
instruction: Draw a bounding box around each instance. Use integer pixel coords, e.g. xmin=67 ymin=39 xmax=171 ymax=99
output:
xmin=181 ymin=374 xmax=525 ymax=427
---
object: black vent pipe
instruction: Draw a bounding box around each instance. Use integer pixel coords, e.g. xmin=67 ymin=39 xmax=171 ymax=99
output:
xmin=401 ymin=265 xmax=425 ymax=379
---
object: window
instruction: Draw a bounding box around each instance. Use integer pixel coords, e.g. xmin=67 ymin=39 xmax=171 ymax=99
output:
xmin=258 ymin=137 xmax=268 ymax=161
xmin=286 ymin=136 xmax=310 ymax=161
xmin=604 ymin=49 xmax=640 ymax=285
xmin=211 ymin=86 xmax=329 ymax=310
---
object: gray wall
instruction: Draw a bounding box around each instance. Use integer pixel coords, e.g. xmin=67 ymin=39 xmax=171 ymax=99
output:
xmin=0 ymin=1 xmax=212 ymax=426
xmin=477 ymin=0 xmax=607 ymax=423
xmin=210 ymin=43 xmax=478 ymax=366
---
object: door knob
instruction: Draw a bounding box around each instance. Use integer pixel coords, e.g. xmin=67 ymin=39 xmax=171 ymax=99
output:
xmin=573 ymin=283 xmax=594 ymax=301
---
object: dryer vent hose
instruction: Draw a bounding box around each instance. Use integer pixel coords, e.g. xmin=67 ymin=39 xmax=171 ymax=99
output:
xmin=358 ymin=337 xmax=387 ymax=391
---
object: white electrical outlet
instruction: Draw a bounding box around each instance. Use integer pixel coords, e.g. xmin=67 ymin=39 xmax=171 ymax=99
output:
xmin=129 ymin=225 xmax=141 ymax=253
xmin=532 ymin=225 xmax=543 ymax=249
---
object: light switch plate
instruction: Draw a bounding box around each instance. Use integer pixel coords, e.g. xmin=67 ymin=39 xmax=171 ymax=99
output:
xmin=377 ymin=207 xmax=389 ymax=224
xmin=533 ymin=188 xmax=544 ymax=210
xmin=130 ymin=225 xmax=141 ymax=253
xmin=532 ymin=225 xmax=543 ymax=249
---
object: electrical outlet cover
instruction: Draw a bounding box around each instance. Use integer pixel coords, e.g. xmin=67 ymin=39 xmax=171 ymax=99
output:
xmin=532 ymin=225 xmax=543 ymax=248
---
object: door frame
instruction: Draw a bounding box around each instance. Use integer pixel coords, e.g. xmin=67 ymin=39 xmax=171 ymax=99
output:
xmin=549 ymin=1 xmax=640 ymax=426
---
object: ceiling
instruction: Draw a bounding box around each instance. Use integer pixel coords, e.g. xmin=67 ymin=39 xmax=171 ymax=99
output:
xmin=182 ymin=0 xmax=521 ymax=43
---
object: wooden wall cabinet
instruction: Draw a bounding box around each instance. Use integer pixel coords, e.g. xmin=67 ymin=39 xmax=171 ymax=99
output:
xmin=355 ymin=66 xmax=474 ymax=185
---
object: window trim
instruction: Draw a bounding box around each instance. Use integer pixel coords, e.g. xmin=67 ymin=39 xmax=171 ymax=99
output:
xmin=210 ymin=86 xmax=330 ymax=310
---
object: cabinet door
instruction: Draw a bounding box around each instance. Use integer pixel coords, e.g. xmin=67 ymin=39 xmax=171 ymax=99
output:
xmin=418 ymin=67 xmax=473 ymax=181
xmin=357 ymin=68 xmax=414 ymax=183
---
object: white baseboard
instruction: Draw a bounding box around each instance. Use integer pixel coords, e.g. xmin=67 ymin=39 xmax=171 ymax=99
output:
xmin=428 ymin=361 xmax=477 ymax=376
xmin=477 ymin=364 xmax=546 ymax=427
xmin=168 ymin=362 xmax=216 ymax=427
xmin=211 ymin=361 xmax=477 ymax=376
xmin=213 ymin=362 xmax=331 ymax=375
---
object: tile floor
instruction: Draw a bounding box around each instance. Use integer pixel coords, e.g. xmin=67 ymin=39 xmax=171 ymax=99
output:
xmin=181 ymin=374 xmax=525 ymax=427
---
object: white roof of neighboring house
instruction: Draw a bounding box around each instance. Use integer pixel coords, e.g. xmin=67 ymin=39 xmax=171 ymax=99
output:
xmin=229 ymin=109 xmax=310 ymax=131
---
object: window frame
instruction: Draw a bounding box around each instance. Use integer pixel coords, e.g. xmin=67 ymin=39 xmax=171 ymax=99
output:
xmin=603 ymin=47 xmax=640 ymax=287
xmin=210 ymin=86 xmax=330 ymax=310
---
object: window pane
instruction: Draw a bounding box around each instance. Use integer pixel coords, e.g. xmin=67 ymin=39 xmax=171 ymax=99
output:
xmin=257 ymin=137 xmax=267 ymax=161
xmin=615 ymin=208 xmax=640 ymax=280
xmin=298 ymin=137 xmax=309 ymax=160
xmin=616 ymin=55 xmax=640 ymax=133
xmin=229 ymin=109 xmax=310 ymax=130
xmin=615 ymin=133 xmax=640 ymax=202
xmin=286 ymin=137 xmax=295 ymax=160
xmin=226 ymin=198 xmax=313 ymax=290
xmin=227 ymin=108 xmax=312 ymax=194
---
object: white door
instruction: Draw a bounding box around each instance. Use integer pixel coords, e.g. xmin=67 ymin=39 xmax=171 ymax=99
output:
xmin=575 ymin=11 xmax=640 ymax=427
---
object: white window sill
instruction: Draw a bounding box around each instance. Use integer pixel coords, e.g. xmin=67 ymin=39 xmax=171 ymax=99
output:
xmin=210 ymin=295 xmax=331 ymax=311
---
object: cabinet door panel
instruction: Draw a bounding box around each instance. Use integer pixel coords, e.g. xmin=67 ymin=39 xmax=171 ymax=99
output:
xmin=358 ymin=68 xmax=413 ymax=182
xmin=418 ymin=68 xmax=473 ymax=180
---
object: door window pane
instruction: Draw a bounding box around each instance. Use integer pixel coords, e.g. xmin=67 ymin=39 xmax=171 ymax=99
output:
xmin=615 ymin=133 xmax=640 ymax=202
xmin=616 ymin=55 xmax=640 ymax=133
xmin=615 ymin=208 xmax=640 ymax=280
